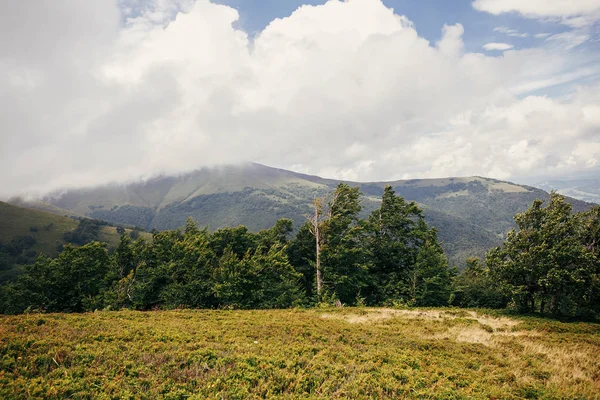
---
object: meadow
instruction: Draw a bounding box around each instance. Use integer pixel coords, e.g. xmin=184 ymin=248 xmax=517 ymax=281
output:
xmin=1 ymin=308 xmax=599 ymax=399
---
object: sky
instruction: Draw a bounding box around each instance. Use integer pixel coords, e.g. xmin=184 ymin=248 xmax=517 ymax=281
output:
xmin=1 ymin=0 xmax=600 ymax=196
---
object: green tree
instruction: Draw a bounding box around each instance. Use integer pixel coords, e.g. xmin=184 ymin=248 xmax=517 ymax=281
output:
xmin=158 ymin=227 xmax=216 ymax=309
xmin=305 ymin=183 xmax=364 ymax=303
xmin=487 ymin=192 xmax=596 ymax=316
xmin=578 ymin=205 xmax=600 ymax=315
xmin=10 ymin=242 xmax=110 ymax=313
xmin=287 ymin=223 xmax=317 ymax=300
xmin=212 ymin=244 xmax=303 ymax=308
xmin=319 ymin=183 xmax=367 ymax=304
xmin=451 ymin=257 xmax=509 ymax=308
xmin=364 ymin=186 xmax=423 ymax=304
xmin=257 ymin=218 xmax=293 ymax=249
xmin=410 ymin=221 xmax=453 ymax=306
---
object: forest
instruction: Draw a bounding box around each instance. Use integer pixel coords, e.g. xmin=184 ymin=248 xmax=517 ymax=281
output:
xmin=1 ymin=183 xmax=599 ymax=319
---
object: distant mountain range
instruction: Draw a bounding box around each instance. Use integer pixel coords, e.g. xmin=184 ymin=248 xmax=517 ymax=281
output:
xmin=10 ymin=163 xmax=595 ymax=266
xmin=535 ymin=178 xmax=600 ymax=204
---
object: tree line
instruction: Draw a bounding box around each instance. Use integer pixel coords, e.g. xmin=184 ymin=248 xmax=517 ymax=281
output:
xmin=0 ymin=184 xmax=598 ymax=318
xmin=0 ymin=184 xmax=452 ymax=313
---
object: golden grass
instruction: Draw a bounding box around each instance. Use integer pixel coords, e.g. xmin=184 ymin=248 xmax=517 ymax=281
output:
xmin=321 ymin=308 xmax=518 ymax=330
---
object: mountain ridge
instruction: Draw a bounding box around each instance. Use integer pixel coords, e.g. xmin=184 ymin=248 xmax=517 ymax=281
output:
xmin=10 ymin=163 xmax=595 ymax=266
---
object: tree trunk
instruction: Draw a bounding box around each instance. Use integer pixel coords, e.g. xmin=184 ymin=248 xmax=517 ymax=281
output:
xmin=411 ymin=269 xmax=417 ymax=304
xmin=526 ymin=292 xmax=534 ymax=313
xmin=315 ymin=222 xmax=322 ymax=299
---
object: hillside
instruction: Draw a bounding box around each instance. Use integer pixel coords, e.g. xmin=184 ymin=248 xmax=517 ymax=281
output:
xmin=12 ymin=163 xmax=594 ymax=266
xmin=0 ymin=202 xmax=147 ymax=282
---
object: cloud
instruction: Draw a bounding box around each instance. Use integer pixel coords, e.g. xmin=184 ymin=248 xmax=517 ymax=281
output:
xmin=494 ymin=26 xmax=529 ymax=37
xmin=473 ymin=0 xmax=600 ymax=20
xmin=385 ymin=88 xmax=600 ymax=181
xmin=483 ymin=42 xmax=514 ymax=51
xmin=1 ymin=0 xmax=599 ymax=196
xmin=546 ymin=31 xmax=592 ymax=49
xmin=473 ymin=0 xmax=600 ymax=49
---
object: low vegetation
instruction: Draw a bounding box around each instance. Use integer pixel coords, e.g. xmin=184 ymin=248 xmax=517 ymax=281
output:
xmin=1 ymin=308 xmax=598 ymax=399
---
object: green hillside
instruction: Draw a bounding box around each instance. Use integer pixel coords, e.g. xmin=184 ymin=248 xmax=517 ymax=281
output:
xmin=12 ymin=163 xmax=594 ymax=266
xmin=0 ymin=202 xmax=147 ymax=282
xmin=0 ymin=201 xmax=78 ymax=257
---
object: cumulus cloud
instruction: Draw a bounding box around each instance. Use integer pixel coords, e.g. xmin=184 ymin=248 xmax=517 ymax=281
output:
xmin=1 ymin=0 xmax=599 ymax=196
xmin=483 ymin=42 xmax=514 ymax=51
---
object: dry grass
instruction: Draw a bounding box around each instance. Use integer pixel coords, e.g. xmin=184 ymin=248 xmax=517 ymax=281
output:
xmin=321 ymin=308 xmax=518 ymax=330
xmin=323 ymin=308 xmax=600 ymax=397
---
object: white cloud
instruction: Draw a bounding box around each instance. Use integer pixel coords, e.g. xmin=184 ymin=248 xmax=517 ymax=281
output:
xmin=483 ymin=42 xmax=514 ymax=51
xmin=473 ymin=0 xmax=600 ymax=47
xmin=380 ymin=90 xmax=600 ymax=181
xmin=474 ymin=0 xmax=600 ymax=52
xmin=0 ymin=0 xmax=599 ymax=196
xmin=546 ymin=31 xmax=592 ymax=49
xmin=510 ymin=67 xmax=599 ymax=94
xmin=473 ymin=0 xmax=600 ymax=19
xmin=494 ymin=26 xmax=529 ymax=37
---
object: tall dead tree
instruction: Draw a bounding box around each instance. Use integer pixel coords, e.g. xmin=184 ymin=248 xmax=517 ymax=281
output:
xmin=306 ymin=191 xmax=339 ymax=299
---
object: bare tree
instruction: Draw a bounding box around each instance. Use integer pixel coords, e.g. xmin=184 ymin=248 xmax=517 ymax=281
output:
xmin=306 ymin=191 xmax=339 ymax=299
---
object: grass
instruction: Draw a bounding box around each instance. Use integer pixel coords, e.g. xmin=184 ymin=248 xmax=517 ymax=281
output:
xmin=0 ymin=201 xmax=78 ymax=257
xmin=1 ymin=308 xmax=598 ymax=399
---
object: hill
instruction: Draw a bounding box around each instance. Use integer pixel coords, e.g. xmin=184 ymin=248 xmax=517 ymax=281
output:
xmin=11 ymin=163 xmax=594 ymax=266
xmin=0 ymin=202 xmax=147 ymax=282
xmin=1 ymin=308 xmax=598 ymax=398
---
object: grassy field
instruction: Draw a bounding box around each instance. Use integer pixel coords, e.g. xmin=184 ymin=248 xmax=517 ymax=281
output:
xmin=0 ymin=308 xmax=598 ymax=399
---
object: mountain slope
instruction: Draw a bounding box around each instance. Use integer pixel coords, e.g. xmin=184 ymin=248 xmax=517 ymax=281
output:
xmin=12 ymin=163 xmax=595 ymax=266
xmin=0 ymin=201 xmax=148 ymax=282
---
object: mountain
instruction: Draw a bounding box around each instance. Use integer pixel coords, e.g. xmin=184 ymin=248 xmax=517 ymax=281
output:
xmin=535 ymin=178 xmax=600 ymax=204
xmin=0 ymin=201 xmax=148 ymax=282
xmin=11 ymin=163 xmax=595 ymax=266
